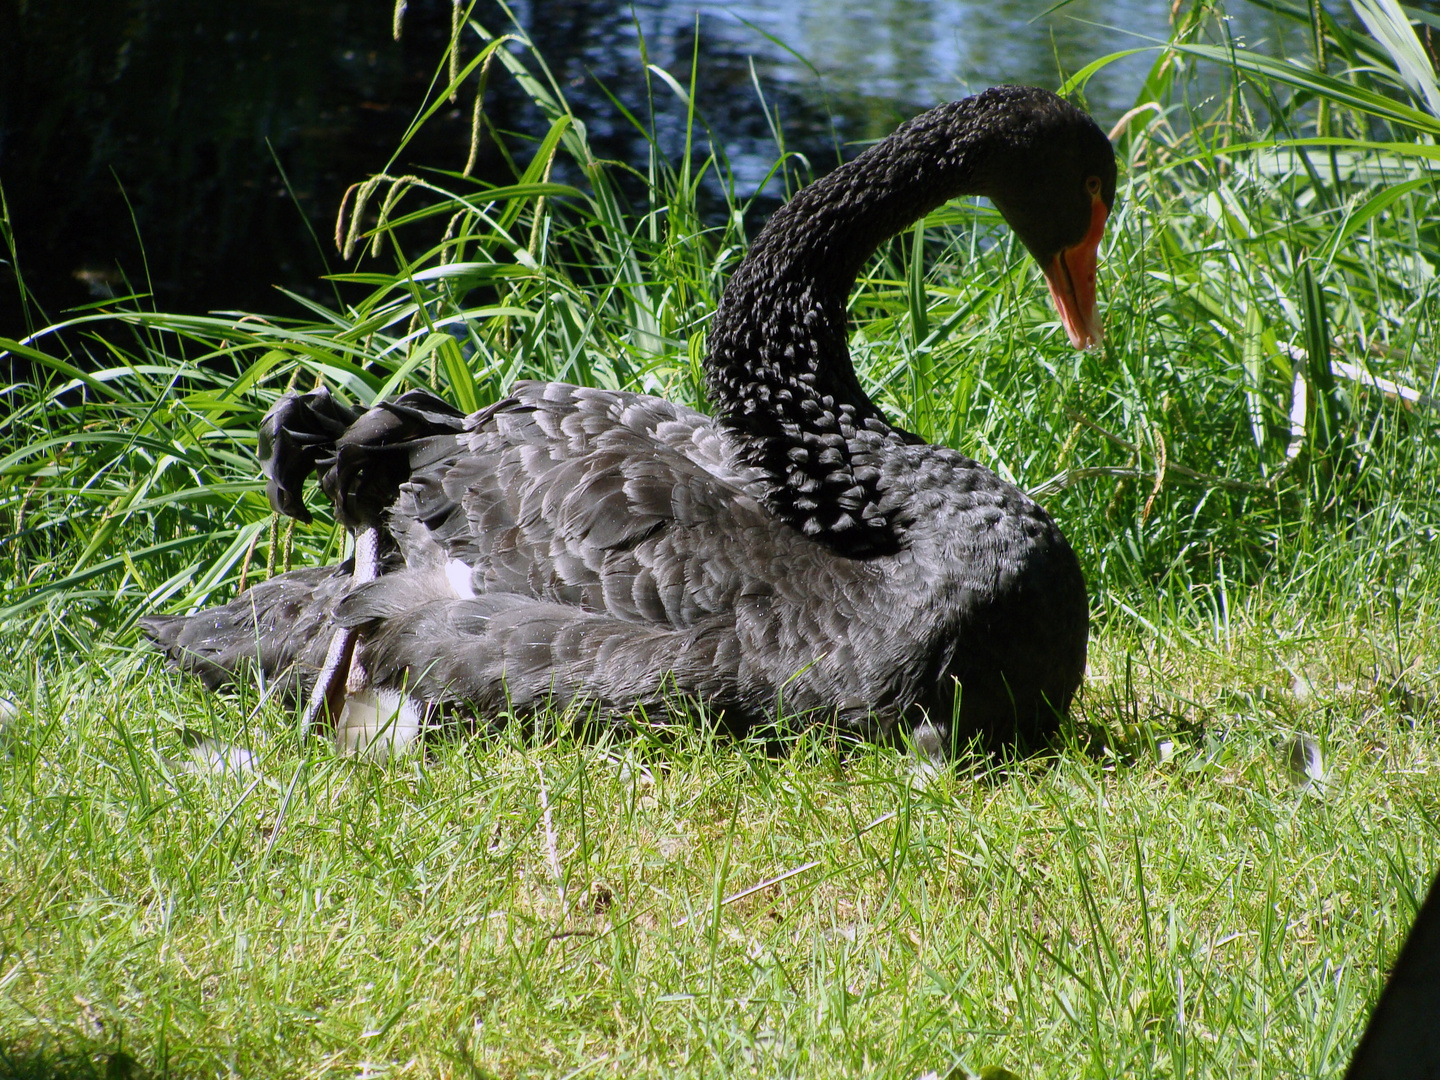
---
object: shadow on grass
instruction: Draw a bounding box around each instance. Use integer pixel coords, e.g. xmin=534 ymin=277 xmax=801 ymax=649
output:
xmin=0 ymin=1046 xmax=163 ymax=1080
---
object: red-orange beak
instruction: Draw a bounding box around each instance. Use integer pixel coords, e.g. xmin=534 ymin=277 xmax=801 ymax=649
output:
xmin=1042 ymin=193 xmax=1108 ymax=350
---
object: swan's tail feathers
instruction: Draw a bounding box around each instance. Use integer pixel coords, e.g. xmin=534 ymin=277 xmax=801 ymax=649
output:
xmin=259 ymin=387 xmax=466 ymax=528
xmin=138 ymin=565 xmax=351 ymax=700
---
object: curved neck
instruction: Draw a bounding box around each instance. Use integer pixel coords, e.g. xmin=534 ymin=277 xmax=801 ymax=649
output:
xmin=705 ymin=98 xmax=997 ymax=556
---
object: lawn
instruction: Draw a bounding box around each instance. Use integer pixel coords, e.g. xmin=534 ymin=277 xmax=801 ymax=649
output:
xmin=2 ymin=602 xmax=1437 ymax=1077
xmin=3 ymin=1 xmax=1440 ymax=1076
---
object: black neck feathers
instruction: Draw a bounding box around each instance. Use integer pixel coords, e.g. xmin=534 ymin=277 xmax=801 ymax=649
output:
xmin=705 ymin=87 xmax=1108 ymax=557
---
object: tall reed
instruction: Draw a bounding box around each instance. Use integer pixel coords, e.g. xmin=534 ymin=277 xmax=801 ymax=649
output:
xmin=2 ymin=0 xmax=1437 ymax=651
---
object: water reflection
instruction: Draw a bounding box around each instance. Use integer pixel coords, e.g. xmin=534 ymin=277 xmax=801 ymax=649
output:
xmin=1 ymin=0 xmax=1297 ymax=341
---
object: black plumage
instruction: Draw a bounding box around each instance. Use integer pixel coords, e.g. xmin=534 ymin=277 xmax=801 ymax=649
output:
xmin=142 ymin=86 xmax=1116 ymax=757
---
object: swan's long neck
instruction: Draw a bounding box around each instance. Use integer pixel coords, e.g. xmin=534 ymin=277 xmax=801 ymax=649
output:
xmin=706 ymin=97 xmax=1001 ymax=557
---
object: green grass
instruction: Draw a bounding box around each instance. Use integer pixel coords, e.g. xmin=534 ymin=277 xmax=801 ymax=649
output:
xmin=2 ymin=601 xmax=1437 ymax=1077
xmin=3 ymin=0 xmax=1440 ymax=1074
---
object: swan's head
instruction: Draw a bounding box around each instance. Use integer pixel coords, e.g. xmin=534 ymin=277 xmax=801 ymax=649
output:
xmin=979 ymin=88 xmax=1117 ymax=350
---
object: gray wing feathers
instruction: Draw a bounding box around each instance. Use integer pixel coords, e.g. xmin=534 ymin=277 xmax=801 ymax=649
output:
xmin=389 ymin=382 xmax=783 ymax=630
xmin=333 ymin=580 xmax=788 ymax=728
xmin=328 ymin=381 xmax=840 ymax=723
xmin=145 ymin=381 xmax=825 ymax=718
xmin=139 ymin=565 xmax=350 ymax=697
xmin=142 ymin=380 xmax=953 ymax=741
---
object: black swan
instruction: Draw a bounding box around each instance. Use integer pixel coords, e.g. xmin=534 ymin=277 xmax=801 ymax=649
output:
xmin=141 ymin=86 xmax=1116 ymax=759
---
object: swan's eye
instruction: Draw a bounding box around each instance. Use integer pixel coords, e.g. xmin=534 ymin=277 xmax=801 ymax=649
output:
xmin=1086 ymin=176 xmax=1102 ymax=198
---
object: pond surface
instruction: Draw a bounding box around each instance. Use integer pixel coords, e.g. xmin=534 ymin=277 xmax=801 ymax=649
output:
xmin=2 ymin=0 xmax=1297 ymax=342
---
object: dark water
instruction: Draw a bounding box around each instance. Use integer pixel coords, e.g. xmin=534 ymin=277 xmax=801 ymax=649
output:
xmin=1 ymin=0 xmax=1296 ymax=344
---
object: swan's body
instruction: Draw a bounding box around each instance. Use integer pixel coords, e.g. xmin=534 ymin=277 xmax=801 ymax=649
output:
xmin=143 ymin=86 xmax=1116 ymax=758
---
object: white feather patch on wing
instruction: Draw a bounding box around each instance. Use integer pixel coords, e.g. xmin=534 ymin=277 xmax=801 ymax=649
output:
xmin=334 ymin=689 xmax=423 ymax=762
xmin=445 ymin=558 xmax=477 ymax=599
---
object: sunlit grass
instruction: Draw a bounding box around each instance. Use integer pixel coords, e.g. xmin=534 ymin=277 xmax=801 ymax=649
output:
xmin=2 ymin=601 xmax=1437 ymax=1078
